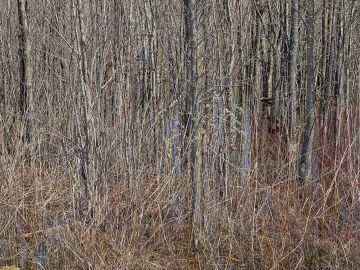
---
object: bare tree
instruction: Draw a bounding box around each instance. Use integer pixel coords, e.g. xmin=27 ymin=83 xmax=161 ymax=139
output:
xmin=17 ymin=0 xmax=32 ymax=146
xmin=288 ymin=0 xmax=299 ymax=146
xmin=183 ymin=0 xmax=202 ymax=250
xmin=2 ymin=0 xmax=360 ymax=268
xmin=298 ymin=0 xmax=316 ymax=183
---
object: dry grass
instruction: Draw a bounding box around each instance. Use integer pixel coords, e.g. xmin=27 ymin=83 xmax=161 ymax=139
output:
xmin=0 ymin=118 xmax=359 ymax=270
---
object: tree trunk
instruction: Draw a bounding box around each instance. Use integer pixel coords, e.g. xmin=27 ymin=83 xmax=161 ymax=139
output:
xmin=298 ymin=0 xmax=316 ymax=183
xmin=17 ymin=0 xmax=32 ymax=146
xmin=183 ymin=0 xmax=202 ymax=250
xmin=73 ymin=0 xmax=99 ymax=221
xmin=288 ymin=0 xmax=299 ymax=144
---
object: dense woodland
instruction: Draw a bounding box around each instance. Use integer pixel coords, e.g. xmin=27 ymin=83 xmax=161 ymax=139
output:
xmin=0 ymin=0 xmax=360 ymax=269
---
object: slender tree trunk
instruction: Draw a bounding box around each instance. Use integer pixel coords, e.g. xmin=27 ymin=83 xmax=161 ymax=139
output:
xmin=17 ymin=0 xmax=32 ymax=146
xmin=73 ymin=0 xmax=100 ymax=221
xmin=17 ymin=1 xmax=33 ymax=268
xmin=288 ymin=0 xmax=299 ymax=144
xmin=183 ymin=0 xmax=202 ymax=250
xmin=298 ymin=0 xmax=316 ymax=183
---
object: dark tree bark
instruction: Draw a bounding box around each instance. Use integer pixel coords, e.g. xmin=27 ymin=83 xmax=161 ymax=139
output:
xmin=298 ymin=0 xmax=316 ymax=183
xmin=288 ymin=0 xmax=299 ymax=141
xmin=183 ymin=0 xmax=202 ymax=250
xmin=17 ymin=0 xmax=32 ymax=144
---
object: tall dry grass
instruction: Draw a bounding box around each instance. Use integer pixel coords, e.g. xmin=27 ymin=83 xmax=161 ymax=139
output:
xmin=0 ymin=104 xmax=359 ymax=269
